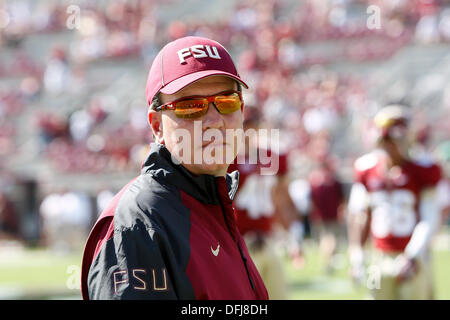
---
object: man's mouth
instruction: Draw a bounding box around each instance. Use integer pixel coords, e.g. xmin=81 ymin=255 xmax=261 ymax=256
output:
xmin=202 ymin=138 xmax=227 ymax=148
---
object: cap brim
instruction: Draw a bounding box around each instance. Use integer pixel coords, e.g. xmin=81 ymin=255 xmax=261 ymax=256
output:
xmin=159 ymin=70 xmax=249 ymax=95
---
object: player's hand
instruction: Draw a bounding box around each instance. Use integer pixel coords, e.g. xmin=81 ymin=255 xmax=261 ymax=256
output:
xmin=395 ymin=254 xmax=418 ymax=283
xmin=289 ymin=248 xmax=305 ymax=270
xmin=350 ymin=262 xmax=365 ymax=286
xmin=349 ymin=247 xmax=365 ymax=286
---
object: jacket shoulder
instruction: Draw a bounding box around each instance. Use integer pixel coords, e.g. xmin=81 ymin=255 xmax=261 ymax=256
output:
xmin=113 ymin=174 xmax=189 ymax=232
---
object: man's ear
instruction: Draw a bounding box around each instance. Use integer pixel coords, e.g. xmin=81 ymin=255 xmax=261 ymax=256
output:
xmin=148 ymin=108 xmax=164 ymax=144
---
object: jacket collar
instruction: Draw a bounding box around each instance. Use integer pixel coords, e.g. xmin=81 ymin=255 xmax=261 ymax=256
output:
xmin=141 ymin=143 xmax=239 ymax=205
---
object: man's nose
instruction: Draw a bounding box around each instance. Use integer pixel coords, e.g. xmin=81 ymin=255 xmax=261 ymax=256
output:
xmin=203 ymin=102 xmax=225 ymax=130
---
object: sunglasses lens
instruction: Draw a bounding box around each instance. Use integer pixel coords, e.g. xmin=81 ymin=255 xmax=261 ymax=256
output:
xmin=214 ymin=93 xmax=242 ymax=114
xmin=169 ymin=92 xmax=242 ymax=119
xmin=173 ymin=99 xmax=208 ymax=119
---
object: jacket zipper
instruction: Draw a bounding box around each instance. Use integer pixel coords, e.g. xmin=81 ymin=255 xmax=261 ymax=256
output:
xmin=218 ymin=201 xmax=256 ymax=292
xmin=216 ymin=179 xmax=256 ymax=292
xmin=238 ymin=242 xmax=255 ymax=291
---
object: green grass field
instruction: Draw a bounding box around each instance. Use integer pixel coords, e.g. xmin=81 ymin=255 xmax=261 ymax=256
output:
xmin=0 ymin=238 xmax=449 ymax=300
xmin=284 ymin=240 xmax=450 ymax=300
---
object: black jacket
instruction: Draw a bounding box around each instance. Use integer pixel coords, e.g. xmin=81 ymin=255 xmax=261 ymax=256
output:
xmin=81 ymin=143 xmax=268 ymax=300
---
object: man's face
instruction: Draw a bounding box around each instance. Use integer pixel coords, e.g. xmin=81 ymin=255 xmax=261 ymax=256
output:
xmin=377 ymin=136 xmax=408 ymax=162
xmin=375 ymin=123 xmax=410 ymax=160
xmin=152 ymin=76 xmax=243 ymax=176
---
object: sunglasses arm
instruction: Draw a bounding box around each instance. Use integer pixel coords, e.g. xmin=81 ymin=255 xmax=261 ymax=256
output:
xmin=155 ymin=103 xmax=175 ymax=111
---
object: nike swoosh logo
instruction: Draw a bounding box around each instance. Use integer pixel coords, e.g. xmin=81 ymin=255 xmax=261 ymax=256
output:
xmin=211 ymin=243 xmax=220 ymax=256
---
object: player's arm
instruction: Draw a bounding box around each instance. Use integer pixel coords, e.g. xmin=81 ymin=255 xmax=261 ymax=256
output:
xmin=287 ymin=179 xmax=312 ymax=260
xmin=396 ymin=164 xmax=442 ymax=282
xmin=347 ymin=182 xmax=371 ymax=282
xmin=336 ymin=180 xmax=347 ymax=223
xmin=395 ymin=186 xmax=440 ymax=282
xmin=87 ymin=223 xmax=179 ymax=300
xmin=272 ymin=173 xmax=299 ymax=230
xmin=436 ymin=179 xmax=450 ymax=228
xmin=405 ymin=187 xmax=440 ymax=259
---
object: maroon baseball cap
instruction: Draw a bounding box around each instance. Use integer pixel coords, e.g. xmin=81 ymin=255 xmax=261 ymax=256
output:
xmin=145 ymin=36 xmax=248 ymax=105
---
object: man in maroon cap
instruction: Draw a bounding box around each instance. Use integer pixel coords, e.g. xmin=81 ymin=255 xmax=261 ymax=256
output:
xmin=81 ymin=36 xmax=269 ymax=300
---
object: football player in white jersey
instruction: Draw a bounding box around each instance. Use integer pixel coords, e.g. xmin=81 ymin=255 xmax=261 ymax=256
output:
xmin=347 ymin=105 xmax=442 ymax=299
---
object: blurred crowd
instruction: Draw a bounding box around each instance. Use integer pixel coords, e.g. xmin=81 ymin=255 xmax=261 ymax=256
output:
xmin=0 ymin=0 xmax=449 ymax=254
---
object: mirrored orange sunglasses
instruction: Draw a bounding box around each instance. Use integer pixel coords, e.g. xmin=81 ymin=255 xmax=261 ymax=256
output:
xmin=154 ymin=90 xmax=243 ymax=119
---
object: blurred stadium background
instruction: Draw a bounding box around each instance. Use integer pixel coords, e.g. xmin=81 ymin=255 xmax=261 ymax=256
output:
xmin=0 ymin=0 xmax=449 ymax=299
